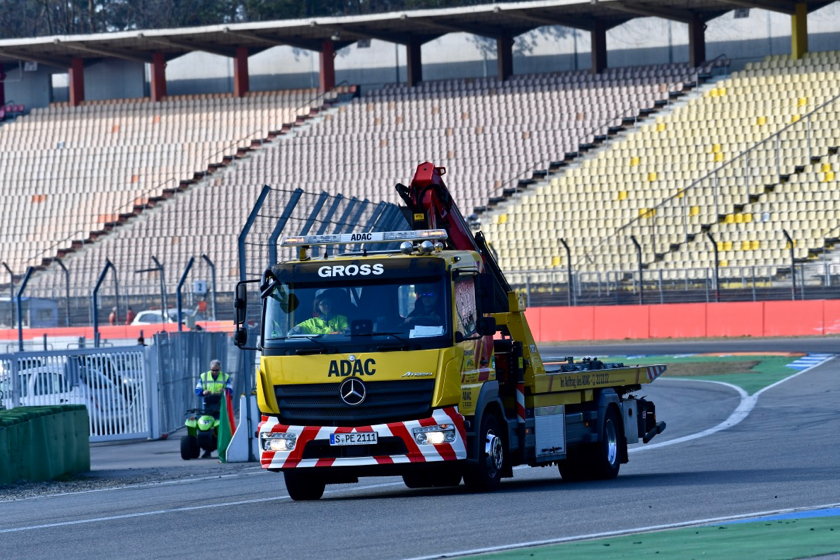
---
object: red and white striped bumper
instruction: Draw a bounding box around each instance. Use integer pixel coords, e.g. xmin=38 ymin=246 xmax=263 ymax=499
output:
xmin=259 ymin=406 xmax=467 ymax=469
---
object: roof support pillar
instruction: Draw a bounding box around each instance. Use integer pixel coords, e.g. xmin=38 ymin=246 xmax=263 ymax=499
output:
xmin=791 ymin=2 xmax=808 ymax=60
xmin=497 ymin=35 xmax=514 ymax=81
xmin=406 ymin=38 xmax=423 ymax=87
xmin=689 ymin=13 xmax=706 ymax=67
xmin=150 ymin=52 xmax=167 ymax=102
xmin=234 ymin=46 xmax=250 ymax=97
xmin=0 ymin=69 xmax=5 ymax=106
xmin=69 ymin=57 xmax=85 ymax=107
xmin=319 ymin=39 xmax=335 ymax=93
xmin=591 ymin=20 xmax=607 ymax=74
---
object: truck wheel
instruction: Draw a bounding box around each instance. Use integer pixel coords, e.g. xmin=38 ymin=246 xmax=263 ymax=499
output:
xmin=592 ymin=406 xmax=621 ymax=480
xmin=180 ymin=435 xmax=199 ymax=460
xmin=284 ymin=470 xmax=326 ymax=501
xmin=402 ymin=473 xmax=430 ymax=489
xmin=559 ymin=407 xmax=622 ymax=481
xmin=403 ymin=467 xmax=461 ymax=489
xmin=463 ymin=413 xmax=504 ymax=491
xmin=557 ymin=453 xmax=589 ymax=482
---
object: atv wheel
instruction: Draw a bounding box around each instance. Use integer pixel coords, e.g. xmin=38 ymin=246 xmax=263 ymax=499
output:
xmin=180 ymin=435 xmax=199 ymax=460
xmin=284 ymin=470 xmax=326 ymax=501
xmin=196 ymin=430 xmax=217 ymax=453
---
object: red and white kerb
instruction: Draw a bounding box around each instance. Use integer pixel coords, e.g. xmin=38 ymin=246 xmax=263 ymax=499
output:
xmin=259 ymin=406 xmax=467 ymax=469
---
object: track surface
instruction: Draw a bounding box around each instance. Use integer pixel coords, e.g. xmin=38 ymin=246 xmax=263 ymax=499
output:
xmin=2 ymin=340 xmax=838 ymax=559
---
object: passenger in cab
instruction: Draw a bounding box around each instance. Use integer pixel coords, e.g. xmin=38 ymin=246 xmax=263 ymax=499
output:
xmin=289 ymin=290 xmax=350 ymax=335
xmin=406 ymin=284 xmax=443 ymax=325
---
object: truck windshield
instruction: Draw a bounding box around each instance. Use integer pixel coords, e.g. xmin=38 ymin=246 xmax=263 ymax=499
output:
xmin=262 ymin=274 xmax=450 ymax=352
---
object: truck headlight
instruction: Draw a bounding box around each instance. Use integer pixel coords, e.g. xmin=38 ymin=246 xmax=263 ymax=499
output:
xmin=412 ymin=424 xmax=456 ymax=445
xmin=261 ymin=432 xmax=296 ymax=452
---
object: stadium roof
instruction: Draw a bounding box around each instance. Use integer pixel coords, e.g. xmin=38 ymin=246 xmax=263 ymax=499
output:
xmin=0 ymin=0 xmax=834 ymax=68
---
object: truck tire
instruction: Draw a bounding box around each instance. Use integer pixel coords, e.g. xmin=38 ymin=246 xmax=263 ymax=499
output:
xmin=180 ymin=435 xmax=199 ymax=460
xmin=591 ymin=406 xmax=621 ymax=480
xmin=403 ymin=467 xmax=462 ymax=489
xmin=559 ymin=406 xmax=622 ymax=481
xmin=284 ymin=470 xmax=326 ymax=501
xmin=557 ymin=453 xmax=589 ymax=482
xmin=463 ymin=413 xmax=504 ymax=491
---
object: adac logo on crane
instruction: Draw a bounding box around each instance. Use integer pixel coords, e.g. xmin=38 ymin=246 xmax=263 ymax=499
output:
xmin=328 ymin=355 xmax=376 ymax=377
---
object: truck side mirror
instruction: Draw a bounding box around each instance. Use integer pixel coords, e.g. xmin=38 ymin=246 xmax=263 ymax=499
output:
xmin=233 ymin=327 xmax=248 ymax=348
xmin=477 ymin=317 xmax=496 ymax=337
xmin=234 ymin=283 xmax=247 ymax=325
xmin=475 ymin=273 xmax=495 ymax=314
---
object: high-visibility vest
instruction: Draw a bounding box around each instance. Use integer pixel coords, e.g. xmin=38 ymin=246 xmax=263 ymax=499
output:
xmin=201 ymin=371 xmax=229 ymax=394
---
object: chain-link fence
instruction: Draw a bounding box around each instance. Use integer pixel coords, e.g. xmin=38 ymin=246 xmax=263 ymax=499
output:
xmin=152 ymin=330 xmax=256 ymax=437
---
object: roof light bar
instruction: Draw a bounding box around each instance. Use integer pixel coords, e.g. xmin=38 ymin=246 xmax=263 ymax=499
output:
xmin=281 ymin=229 xmax=448 ymax=247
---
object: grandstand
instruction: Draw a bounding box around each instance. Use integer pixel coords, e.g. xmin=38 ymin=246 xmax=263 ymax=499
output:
xmin=480 ymin=50 xmax=840 ymax=295
xmin=4 ymin=63 xmax=707 ymax=313
xmin=0 ymin=1 xmax=838 ymax=329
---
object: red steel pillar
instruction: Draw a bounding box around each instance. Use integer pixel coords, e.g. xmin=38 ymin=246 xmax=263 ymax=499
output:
xmin=319 ymin=40 xmax=335 ymax=93
xmin=406 ymin=38 xmax=422 ymax=87
xmin=150 ymin=52 xmax=167 ymax=102
xmin=69 ymin=57 xmax=85 ymax=107
xmin=689 ymin=14 xmax=706 ymax=68
xmin=234 ymin=46 xmax=250 ymax=98
xmin=497 ymin=35 xmax=514 ymax=81
xmin=590 ymin=20 xmax=607 ymax=74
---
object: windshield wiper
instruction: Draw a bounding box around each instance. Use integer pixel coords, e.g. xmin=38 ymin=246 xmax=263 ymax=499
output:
xmin=285 ymin=334 xmax=335 ymax=354
xmin=352 ymin=331 xmax=420 ymax=351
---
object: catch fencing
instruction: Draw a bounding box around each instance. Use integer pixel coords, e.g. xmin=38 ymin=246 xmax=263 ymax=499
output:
xmin=152 ymin=330 xmax=256 ymax=437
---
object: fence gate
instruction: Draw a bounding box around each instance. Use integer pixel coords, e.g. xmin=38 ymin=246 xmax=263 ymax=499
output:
xmin=0 ymin=346 xmax=150 ymax=442
xmin=152 ymin=331 xmax=253 ymax=438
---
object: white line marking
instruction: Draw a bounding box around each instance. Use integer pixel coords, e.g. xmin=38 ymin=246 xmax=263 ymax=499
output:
xmin=630 ymin=355 xmax=834 ymax=453
xmin=0 ymin=481 xmax=405 ymax=534
xmin=409 ymin=355 xmax=838 ymax=559
xmin=406 ymin=501 xmax=840 ymax=560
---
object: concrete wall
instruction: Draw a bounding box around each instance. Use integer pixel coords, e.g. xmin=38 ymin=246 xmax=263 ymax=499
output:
xmin=0 ymin=405 xmax=90 ymax=484
xmin=4 ymin=62 xmax=59 ymax=108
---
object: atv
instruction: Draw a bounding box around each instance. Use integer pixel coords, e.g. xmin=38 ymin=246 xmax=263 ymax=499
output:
xmin=180 ymin=393 xmax=221 ymax=460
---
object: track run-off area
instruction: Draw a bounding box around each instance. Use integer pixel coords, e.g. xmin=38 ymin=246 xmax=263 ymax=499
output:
xmin=2 ymin=338 xmax=839 ymax=559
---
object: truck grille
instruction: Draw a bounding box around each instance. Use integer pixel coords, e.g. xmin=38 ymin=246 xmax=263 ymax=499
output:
xmin=274 ymin=379 xmax=435 ymax=427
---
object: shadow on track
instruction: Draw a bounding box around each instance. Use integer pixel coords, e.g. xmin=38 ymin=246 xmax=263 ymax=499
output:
xmin=319 ymin=466 xmax=837 ymax=501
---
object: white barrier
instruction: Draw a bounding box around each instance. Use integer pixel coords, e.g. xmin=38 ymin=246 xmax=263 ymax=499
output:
xmin=226 ymin=394 xmax=260 ymax=462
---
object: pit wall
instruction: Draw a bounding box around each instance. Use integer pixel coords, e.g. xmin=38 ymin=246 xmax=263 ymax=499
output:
xmin=0 ymin=301 xmax=835 ymax=344
xmin=0 ymin=321 xmax=234 ymax=342
xmin=527 ymin=300 xmax=838 ymax=341
xmin=0 ymin=405 xmax=91 ymax=484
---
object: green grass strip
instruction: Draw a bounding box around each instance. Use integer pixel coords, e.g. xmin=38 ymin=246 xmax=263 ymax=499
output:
xmin=479 ymin=517 xmax=840 ymax=560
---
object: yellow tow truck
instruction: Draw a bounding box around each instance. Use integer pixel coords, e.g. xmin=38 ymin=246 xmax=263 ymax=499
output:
xmin=234 ymin=162 xmax=666 ymax=500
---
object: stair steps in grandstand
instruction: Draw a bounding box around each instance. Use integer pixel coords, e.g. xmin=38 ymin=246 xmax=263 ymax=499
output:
xmin=477 ymin=73 xmax=717 ymax=223
xmin=658 ymin=144 xmax=840 ymax=273
xmin=23 ymin=89 xmax=355 ymax=284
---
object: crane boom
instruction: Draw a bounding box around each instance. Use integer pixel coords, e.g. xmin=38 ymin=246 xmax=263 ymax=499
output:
xmin=396 ymin=162 xmax=512 ymax=312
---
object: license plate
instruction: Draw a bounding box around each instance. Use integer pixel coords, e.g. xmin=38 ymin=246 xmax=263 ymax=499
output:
xmin=330 ymin=432 xmax=378 ymax=446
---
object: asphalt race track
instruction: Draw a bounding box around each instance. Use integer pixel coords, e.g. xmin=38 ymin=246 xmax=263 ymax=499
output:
xmin=2 ymin=340 xmax=839 ymax=559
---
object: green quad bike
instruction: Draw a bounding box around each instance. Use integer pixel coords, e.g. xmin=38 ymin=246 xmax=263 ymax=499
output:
xmin=180 ymin=393 xmax=221 ymax=460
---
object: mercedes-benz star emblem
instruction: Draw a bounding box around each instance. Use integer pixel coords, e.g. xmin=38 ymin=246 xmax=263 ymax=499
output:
xmin=339 ymin=377 xmax=367 ymax=406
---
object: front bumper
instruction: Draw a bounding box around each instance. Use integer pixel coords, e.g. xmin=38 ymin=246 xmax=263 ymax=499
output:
xmin=259 ymin=406 xmax=467 ymax=469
